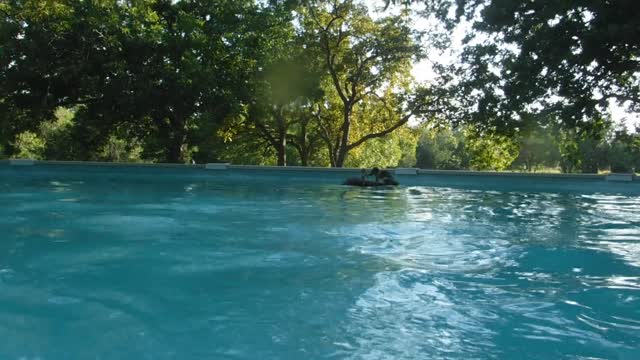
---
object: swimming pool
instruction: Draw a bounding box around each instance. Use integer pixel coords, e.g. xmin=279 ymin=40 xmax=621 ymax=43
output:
xmin=1 ymin=165 xmax=639 ymax=359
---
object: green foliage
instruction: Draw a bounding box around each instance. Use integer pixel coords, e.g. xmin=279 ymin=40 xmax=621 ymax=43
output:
xmin=512 ymin=125 xmax=561 ymax=172
xmin=454 ymin=0 xmax=640 ymax=130
xmin=302 ymin=0 xmax=425 ymax=167
xmin=396 ymin=128 xmax=419 ymax=168
xmin=465 ymin=132 xmax=518 ymax=171
xmin=557 ymin=130 xmax=581 ymax=174
xmin=242 ymin=9 xmax=325 ymax=166
xmin=1 ymin=0 xmax=638 ymax=171
xmin=39 ymin=107 xmax=75 ymax=160
xmin=631 ymin=130 xmax=640 ymax=172
xmin=607 ymin=126 xmax=640 ymax=173
xmin=206 ymin=119 xmax=279 ymax=166
xmin=608 ymin=141 xmax=634 ymax=173
xmin=2 ymin=0 xmax=282 ymax=163
xmin=415 ymin=126 xmax=518 ymax=171
xmin=344 ymin=127 xmax=418 ymax=168
xmin=416 ymin=127 xmax=468 ymax=169
xmin=97 ymin=135 xmax=143 ymax=163
xmin=12 ymin=131 xmax=45 ymax=159
xmin=577 ymin=138 xmax=608 ymax=174
xmin=556 ymin=118 xmax=611 ymax=173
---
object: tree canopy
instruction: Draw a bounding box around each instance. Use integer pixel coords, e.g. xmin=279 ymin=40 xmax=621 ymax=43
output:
xmin=0 ymin=0 xmax=638 ymax=172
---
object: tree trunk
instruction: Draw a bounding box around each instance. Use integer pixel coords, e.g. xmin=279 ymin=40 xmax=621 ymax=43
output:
xmin=276 ymin=135 xmax=286 ymax=166
xmin=328 ymin=149 xmax=337 ymax=167
xmin=334 ymin=106 xmax=352 ymax=168
xmin=293 ymin=142 xmax=310 ymax=166
xmin=167 ymin=117 xmax=187 ymax=163
xmin=300 ymin=150 xmax=309 ymax=166
xmin=276 ymin=117 xmax=287 ymax=166
xmin=167 ymin=136 xmax=186 ymax=163
xmin=297 ymin=118 xmax=309 ymax=166
xmin=272 ymin=108 xmax=287 ymax=166
xmin=335 ymin=149 xmax=345 ymax=167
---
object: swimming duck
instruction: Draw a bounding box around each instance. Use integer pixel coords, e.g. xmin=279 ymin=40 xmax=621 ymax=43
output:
xmin=369 ymin=167 xmax=399 ymax=186
xmin=343 ymin=167 xmax=399 ymax=187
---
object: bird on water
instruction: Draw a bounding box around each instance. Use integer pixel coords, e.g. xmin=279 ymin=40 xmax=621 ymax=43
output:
xmin=343 ymin=167 xmax=399 ymax=187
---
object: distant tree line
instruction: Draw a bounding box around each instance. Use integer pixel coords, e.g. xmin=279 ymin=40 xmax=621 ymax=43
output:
xmin=1 ymin=0 xmax=638 ymax=171
xmin=416 ymin=120 xmax=640 ymax=173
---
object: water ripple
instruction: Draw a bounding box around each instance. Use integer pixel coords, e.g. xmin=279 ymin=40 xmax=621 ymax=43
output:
xmin=1 ymin=176 xmax=639 ymax=359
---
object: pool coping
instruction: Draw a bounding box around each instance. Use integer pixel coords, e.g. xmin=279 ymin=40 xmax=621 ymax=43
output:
xmin=0 ymin=159 xmax=637 ymax=182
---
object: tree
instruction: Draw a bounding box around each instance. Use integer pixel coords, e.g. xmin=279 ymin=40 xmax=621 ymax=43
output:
xmin=302 ymin=0 xmax=432 ymax=167
xmin=12 ymin=131 xmax=45 ymax=159
xmin=122 ymin=0 xmax=266 ymax=163
xmin=345 ymin=125 xmax=418 ymax=168
xmin=288 ymin=106 xmax=327 ymax=166
xmin=455 ymin=0 xmax=640 ymax=131
xmin=414 ymin=125 xmax=519 ymax=171
xmin=556 ymin=117 xmax=611 ymax=173
xmin=241 ymin=3 xmax=325 ymax=166
xmin=39 ymin=107 xmax=75 ymax=160
xmin=465 ymin=130 xmax=518 ymax=171
xmin=97 ymin=135 xmax=143 ymax=163
xmin=607 ymin=125 xmax=639 ymax=173
xmin=1 ymin=0 xmax=277 ymax=163
xmin=0 ymin=0 xmax=125 ymax=153
xmin=415 ymin=126 xmax=468 ymax=169
xmin=512 ymin=121 xmax=560 ymax=172
xmin=386 ymin=0 xmax=639 ymax=138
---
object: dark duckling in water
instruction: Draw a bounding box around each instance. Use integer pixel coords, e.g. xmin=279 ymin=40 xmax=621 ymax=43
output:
xmin=343 ymin=167 xmax=399 ymax=187
xmin=369 ymin=167 xmax=399 ymax=185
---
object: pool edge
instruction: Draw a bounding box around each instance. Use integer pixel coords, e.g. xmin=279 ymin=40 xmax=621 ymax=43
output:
xmin=1 ymin=159 xmax=638 ymax=183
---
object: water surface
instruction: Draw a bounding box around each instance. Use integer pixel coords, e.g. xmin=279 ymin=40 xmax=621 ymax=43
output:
xmin=1 ymin=169 xmax=639 ymax=359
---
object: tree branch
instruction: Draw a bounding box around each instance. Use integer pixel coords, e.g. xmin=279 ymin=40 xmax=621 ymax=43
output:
xmin=311 ymin=105 xmax=336 ymax=161
xmin=316 ymin=8 xmax=350 ymax=107
xmin=56 ymin=96 xmax=105 ymax=107
xmin=0 ymin=8 xmax=12 ymax=18
xmin=347 ymin=112 xmax=413 ymax=150
xmin=323 ymin=39 xmax=349 ymax=105
xmin=251 ymin=116 xmax=278 ymax=148
xmin=288 ymin=136 xmax=304 ymax=156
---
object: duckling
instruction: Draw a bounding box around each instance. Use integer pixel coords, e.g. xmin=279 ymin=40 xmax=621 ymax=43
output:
xmin=343 ymin=167 xmax=399 ymax=186
xmin=343 ymin=169 xmax=370 ymax=186
xmin=368 ymin=167 xmax=381 ymax=181
xmin=368 ymin=167 xmax=398 ymax=185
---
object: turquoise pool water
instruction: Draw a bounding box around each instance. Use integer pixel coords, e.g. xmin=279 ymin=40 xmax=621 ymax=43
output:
xmin=1 ymin=166 xmax=639 ymax=359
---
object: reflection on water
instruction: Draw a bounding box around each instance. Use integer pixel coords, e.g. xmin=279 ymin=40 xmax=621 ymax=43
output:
xmin=0 ymin=176 xmax=639 ymax=359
